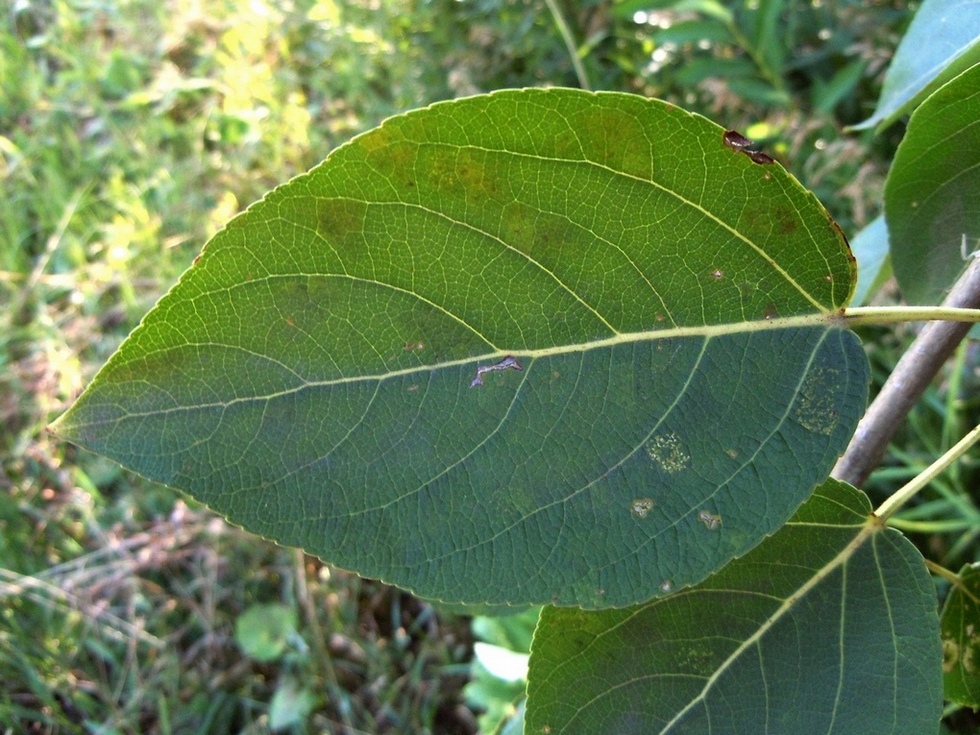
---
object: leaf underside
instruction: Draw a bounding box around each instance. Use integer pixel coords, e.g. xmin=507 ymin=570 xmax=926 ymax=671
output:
xmin=526 ymin=481 xmax=943 ymax=734
xmin=886 ymin=62 xmax=980 ymax=306
xmin=52 ymin=89 xmax=865 ymax=607
xmin=853 ymin=0 xmax=980 ymax=131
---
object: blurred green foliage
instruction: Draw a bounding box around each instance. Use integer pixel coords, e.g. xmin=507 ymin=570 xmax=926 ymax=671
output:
xmin=4 ymin=0 xmax=978 ymax=732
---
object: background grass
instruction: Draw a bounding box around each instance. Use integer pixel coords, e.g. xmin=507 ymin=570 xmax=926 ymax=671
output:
xmin=1 ymin=0 xmax=977 ymax=733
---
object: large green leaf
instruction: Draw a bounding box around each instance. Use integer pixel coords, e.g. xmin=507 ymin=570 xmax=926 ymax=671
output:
xmin=51 ymin=89 xmax=866 ymax=608
xmin=525 ymin=480 xmax=943 ymax=734
xmin=852 ymin=0 xmax=980 ymax=131
xmin=886 ymin=62 xmax=980 ymax=305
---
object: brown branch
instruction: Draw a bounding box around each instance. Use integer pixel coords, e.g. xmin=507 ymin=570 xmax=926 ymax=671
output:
xmin=832 ymin=256 xmax=980 ymax=487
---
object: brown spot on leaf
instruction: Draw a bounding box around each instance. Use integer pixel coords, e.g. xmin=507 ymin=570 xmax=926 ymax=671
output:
xmin=576 ymin=106 xmax=652 ymax=178
xmin=776 ymin=211 xmax=798 ymax=235
xmin=829 ymin=218 xmax=852 ymax=250
xmin=316 ymin=198 xmax=367 ymax=244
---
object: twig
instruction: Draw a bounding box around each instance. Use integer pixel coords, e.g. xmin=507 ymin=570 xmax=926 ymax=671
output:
xmin=832 ymin=256 xmax=980 ymax=487
xmin=874 ymin=423 xmax=980 ymax=521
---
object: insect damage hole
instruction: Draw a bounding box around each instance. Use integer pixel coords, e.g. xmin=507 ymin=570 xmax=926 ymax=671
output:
xmin=630 ymin=498 xmax=655 ymax=518
xmin=469 ymin=355 xmax=523 ymax=387
xmin=697 ymin=510 xmax=722 ymax=530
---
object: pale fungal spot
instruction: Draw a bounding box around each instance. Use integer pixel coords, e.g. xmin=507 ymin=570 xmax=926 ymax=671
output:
xmin=725 ymin=448 xmax=738 ymax=459
xmin=660 ymin=580 xmax=673 ymax=593
xmin=964 ymin=638 xmax=977 ymax=673
xmin=404 ymin=341 xmax=425 ymax=351
xmin=630 ymin=498 xmax=655 ymax=518
xmin=698 ymin=510 xmax=722 ymax=530
xmin=795 ymin=366 xmax=841 ymax=436
xmin=943 ymin=637 xmax=959 ymax=672
xmin=408 ymin=384 xmax=420 ymax=392
xmin=710 ymin=269 xmax=724 ymax=279
xmin=645 ymin=432 xmax=690 ymax=473
xmin=470 ymin=355 xmax=523 ymax=388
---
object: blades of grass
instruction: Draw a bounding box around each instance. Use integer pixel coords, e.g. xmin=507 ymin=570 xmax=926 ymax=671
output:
xmin=293 ymin=549 xmax=356 ymax=732
xmin=543 ymin=0 xmax=591 ymax=90
xmin=0 ymin=568 xmax=163 ymax=647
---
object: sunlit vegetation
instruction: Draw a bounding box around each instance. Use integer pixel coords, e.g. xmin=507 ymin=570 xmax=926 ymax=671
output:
xmin=4 ymin=1 xmax=977 ymax=732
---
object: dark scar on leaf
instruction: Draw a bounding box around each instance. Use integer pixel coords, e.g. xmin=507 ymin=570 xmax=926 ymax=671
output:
xmin=470 ymin=355 xmax=523 ymax=388
xmin=746 ymin=149 xmax=775 ymax=165
xmin=723 ymin=129 xmax=775 ymax=165
xmin=723 ymin=130 xmax=753 ymax=150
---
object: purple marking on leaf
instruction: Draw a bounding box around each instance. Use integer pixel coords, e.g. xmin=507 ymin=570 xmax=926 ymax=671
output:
xmin=470 ymin=355 xmax=523 ymax=388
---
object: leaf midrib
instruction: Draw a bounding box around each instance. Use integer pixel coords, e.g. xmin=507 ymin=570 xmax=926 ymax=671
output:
xmin=657 ymin=515 xmax=879 ymax=734
xmin=66 ymin=313 xmax=841 ymax=428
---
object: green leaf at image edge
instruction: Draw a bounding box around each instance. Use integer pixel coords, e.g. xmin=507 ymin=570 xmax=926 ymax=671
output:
xmin=525 ymin=480 xmax=943 ymax=734
xmin=940 ymin=562 xmax=980 ymax=707
xmin=886 ymin=61 xmax=980 ymax=306
xmin=51 ymin=88 xmax=865 ymax=608
xmin=852 ymin=0 xmax=980 ymax=131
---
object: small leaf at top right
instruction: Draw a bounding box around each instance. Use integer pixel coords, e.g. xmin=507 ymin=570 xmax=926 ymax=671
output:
xmin=941 ymin=562 xmax=980 ymax=707
xmin=852 ymin=0 xmax=980 ymax=131
xmin=885 ymin=61 xmax=980 ymax=306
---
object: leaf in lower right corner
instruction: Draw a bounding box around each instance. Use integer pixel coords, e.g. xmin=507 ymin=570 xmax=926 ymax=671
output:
xmin=525 ymin=480 xmax=942 ymax=735
xmin=941 ymin=562 xmax=980 ymax=707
